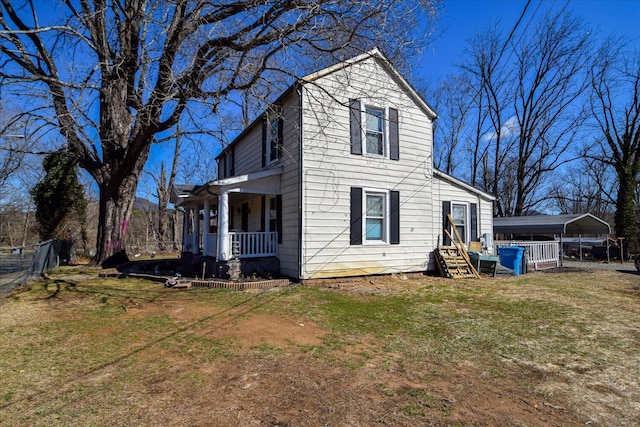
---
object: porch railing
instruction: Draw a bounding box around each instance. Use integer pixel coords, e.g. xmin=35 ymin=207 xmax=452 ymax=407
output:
xmin=188 ymin=231 xmax=278 ymax=259
xmin=229 ymin=231 xmax=278 ymax=258
xmin=494 ymin=240 xmax=560 ymax=270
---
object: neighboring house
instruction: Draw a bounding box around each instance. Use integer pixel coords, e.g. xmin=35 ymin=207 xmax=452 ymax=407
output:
xmin=171 ymin=49 xmax=495 ymax=280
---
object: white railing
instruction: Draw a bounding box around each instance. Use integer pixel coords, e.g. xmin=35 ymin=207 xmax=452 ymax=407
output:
xmin=494 ymin=241 xmax=560 ymax=270
xmin=229 ymin=231 xmax=278 ymax=258
xmin=184 ymin=231 xmax=278 ymax=259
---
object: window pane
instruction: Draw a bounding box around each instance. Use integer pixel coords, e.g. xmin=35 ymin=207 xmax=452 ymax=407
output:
xmin=452 ymin=204 xmax=467 ymax=242
xmin=366 ymin=195 xmax=383 ymax=217
xmin=366 ymin=108 xmax=383 ymax=131
xmin=452 ymin=205 xmax=466 ymax=225
xmin=365 ymin=193 xmax=384 ymax=241
xmin=366 ymin=132 xmax=383 ymax=155
xmin=365 ymin=107 xmax=384 ymax=155
xmin=366 ymin=218 xmax=383 ymax=240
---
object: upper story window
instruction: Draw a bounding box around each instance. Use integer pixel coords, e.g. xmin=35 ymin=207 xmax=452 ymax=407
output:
xmin=268 ymin=116 xmax=280 ymax=161
xmin=350 ymin=99 xmax=399 ymax=160
xmin=263 ymin=106 xmax=283 ymax=167
xmin=218 ymin=147 xmax=234 ymax=179
xmin=365 ymin=106 xmax=385 ymax=156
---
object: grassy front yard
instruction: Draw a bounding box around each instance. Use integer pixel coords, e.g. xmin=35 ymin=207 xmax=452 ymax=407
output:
xmin=1 ymin=266 xmax=638 ymax=426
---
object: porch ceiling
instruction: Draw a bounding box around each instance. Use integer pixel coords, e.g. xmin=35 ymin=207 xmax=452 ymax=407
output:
xmin=173 ymin=167 xmax=282 ymax=207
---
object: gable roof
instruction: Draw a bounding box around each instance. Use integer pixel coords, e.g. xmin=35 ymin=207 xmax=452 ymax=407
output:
xmin=433 ymin=169 xmax=496 ymax=201
xmin=301 ymin=48 xmax=437 ymax=120
xmin=217 ymin=48 xmax=437 ymax=160
xmin=493 ymin=214 xmax=611 ymax=235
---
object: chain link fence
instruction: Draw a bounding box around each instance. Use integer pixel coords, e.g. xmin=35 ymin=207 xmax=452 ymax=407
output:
xmin=0 ymin=240 xmax=60 ymax=296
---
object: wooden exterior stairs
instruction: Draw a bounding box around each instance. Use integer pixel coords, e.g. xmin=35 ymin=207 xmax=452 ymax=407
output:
xmin=434 ymin=246 xmax=477 ymax=278
xmin=433 ymin=214 xmax=481 ymax=279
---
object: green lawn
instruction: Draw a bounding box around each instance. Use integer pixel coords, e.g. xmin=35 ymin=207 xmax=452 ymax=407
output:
xmin=1 ymin=266 xmax=638 ymax=426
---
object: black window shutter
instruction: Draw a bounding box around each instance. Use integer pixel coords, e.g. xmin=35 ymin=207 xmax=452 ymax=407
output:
xmin=470 ymin=203 xmax=478 ymax=241
xmin=260 ymin=195 xmax=266 ymax=232
xmin=442 ymin=201 xmax=451 ymax=246
xmin=276 ymin=195 xmax=283 ymax=244
xmin=389 ymin=108 xmax=399 ymax=160
xmin=390 ymin=190 xmax=400 ymax=244
xmin=230 ymin=147 xmax=235 ymax=176
xmin=349 ymin=99 xmax=362 ymax=155
xmin=350 ymin=187 xmax=363 ymax=245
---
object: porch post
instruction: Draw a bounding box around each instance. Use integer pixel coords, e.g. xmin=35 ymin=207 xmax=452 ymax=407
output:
xmin=217 ymin=191 xmax=230 ymax=261
xmin=192 ymin=206 xmax=200 ymax=254
xmin=182 ymin=209 xmax=190 ymax=252
xmin=203 ymin=200 xmax=211 ymax=256
xmin=579 ymin=234 xmax=583 ymax=261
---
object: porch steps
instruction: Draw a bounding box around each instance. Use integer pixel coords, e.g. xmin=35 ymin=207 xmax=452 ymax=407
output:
xmin=434 ymin=246 xmax=477 ymax=279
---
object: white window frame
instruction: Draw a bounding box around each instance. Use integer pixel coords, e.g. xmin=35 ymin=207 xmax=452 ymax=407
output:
xmin=362 ymin=188 xmax=390 ymax=244
xmin=451 ymin=202 xmax=470 ymax=244
xmin=361 ymin=104 xmax=388 ymax=157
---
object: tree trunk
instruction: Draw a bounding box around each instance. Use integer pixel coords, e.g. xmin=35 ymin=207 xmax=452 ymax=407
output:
xmin=21 ymin=201 xmax=31 ymax=247
xmin=614 ymin=167 xmax=638 ymax=256
xmin=93 ymin=173 xmax=139 ymax=267
xmin=157 ymin=134 xmax=181 ymax=252
xmin=157 ymin=163 xmax=168 ymax=251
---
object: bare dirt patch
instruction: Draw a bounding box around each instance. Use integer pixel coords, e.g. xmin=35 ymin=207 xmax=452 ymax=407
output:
xmin=2 ymin=268 xmax=638 ymax=426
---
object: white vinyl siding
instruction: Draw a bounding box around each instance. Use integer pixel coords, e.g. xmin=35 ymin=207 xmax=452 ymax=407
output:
xmin=300 ymin=56 xmax=435 ymax=279
xmin=231 ymin=124 xmax=264 ymax=176
xmin=275 ymin=92 xmax=302 ymax=277
xmin=432 ymin=172 xmax=495 ymax=268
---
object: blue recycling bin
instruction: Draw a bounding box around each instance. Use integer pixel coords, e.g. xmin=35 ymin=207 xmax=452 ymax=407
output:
xmin=498 ymin=246 xmax=525 ymax=276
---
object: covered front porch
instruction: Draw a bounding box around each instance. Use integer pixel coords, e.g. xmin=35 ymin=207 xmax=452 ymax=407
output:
xmin=172 ymin=169 xmax=282 ymax=277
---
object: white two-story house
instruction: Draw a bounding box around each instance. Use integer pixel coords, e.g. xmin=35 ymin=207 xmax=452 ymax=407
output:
xmin=172 ymin=49 xmax=495 ymax=280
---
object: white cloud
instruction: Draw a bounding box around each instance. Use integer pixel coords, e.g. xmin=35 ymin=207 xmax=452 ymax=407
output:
xmin=481 ymin=115 xmax=520 ymax=142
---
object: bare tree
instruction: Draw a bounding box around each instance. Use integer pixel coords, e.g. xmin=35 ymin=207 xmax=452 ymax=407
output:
xmin=588 ymin=39 xmax=640 ymax=252
xmin=459 ymin=8 xmax=590 ymax=216
xmin=0 ymin=0 xmax=440 ymax=266
xmin=461 ymin=24 xmax=518 ymax=216
xmin=154 ymin=131 xmax=181 ymax=251
xmin=431 ymin=74 xmax=473 ymax=175
xmin=509 ymin=10 xmax=590 ymax=215
xmin=0 ymin=114 xmax=34 ymax=190
xmin=548 ymin=159 xmax=616 ymax=220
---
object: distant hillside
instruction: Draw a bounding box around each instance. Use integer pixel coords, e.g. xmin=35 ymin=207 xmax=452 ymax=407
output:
xmin=134 ymin=197 xmax=158 ymax=212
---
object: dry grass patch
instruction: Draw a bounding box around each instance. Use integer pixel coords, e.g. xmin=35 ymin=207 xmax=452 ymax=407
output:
xmin=0 ymin=266 xmax=638 ymax=426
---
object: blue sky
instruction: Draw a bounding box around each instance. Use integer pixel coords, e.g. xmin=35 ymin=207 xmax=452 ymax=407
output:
xmin=116 ymin=1 xmax=640 ymax=195
xmin=416 ymin=0 xmax=640 ymax=83
xmin=144 ymin=0 xmax=640 ymax=192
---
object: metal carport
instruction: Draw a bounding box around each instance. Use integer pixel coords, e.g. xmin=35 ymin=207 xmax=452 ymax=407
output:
xmin=493 ymin=214 xmax=612 ymax=263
